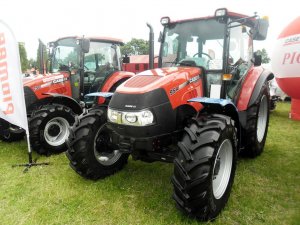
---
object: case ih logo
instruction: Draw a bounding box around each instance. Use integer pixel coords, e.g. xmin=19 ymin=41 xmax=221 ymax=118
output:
xmin=283 ymin=35 xmax=300 ymax=46
xmin=42 ymin=75 xmax=64 ymax=83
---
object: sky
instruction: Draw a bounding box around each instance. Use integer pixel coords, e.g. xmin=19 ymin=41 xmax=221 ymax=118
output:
xmin=0 ymin=0 xmax=299 ymax=60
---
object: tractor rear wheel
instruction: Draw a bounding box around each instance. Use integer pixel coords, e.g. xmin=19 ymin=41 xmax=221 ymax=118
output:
xmin=242 ymin=84 xmax=270 ymax=157
xmin=172 ymin=114 xmax=238 ymax=221
xmin=0 ymin=120 xmax=25 ymax=142
xmin=66 ymin=108 xmax=129 ymax=180
xmin=29 ymin=104 xmax=75 ymax=155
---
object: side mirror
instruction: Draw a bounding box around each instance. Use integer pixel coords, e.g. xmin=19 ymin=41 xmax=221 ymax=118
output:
xmin=81 ymin=38 xmax=90 ymax=53
xmin=252 ymin=18 xmax=269 ymax=40
xmin=123 ymin=55 xmax=130 ymax=64
xmin=253 ymin=52 xmax=262 ymax=66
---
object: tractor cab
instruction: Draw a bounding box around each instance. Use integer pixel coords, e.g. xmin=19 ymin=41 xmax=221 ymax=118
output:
xmin=159 ymin=8 xmax=268 ymax=100
xmin=49 ymin=36 xmax=124 ymax=105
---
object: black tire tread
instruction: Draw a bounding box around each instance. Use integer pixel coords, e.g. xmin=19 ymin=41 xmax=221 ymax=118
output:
xmin=242 ymin=83 xmax=270 ymax=157
xmin=66 ymin=109 xmax=128 ymax=180
xmin=29 ymin=104 xmax=76 ymax=155
xmin=172 ymin=114 xmax=237 ymax=221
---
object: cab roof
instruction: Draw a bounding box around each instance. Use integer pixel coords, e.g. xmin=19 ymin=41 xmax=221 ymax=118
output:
xmin=54 ymin=36 xmax=124 ymax=45
xmin=163 ymin=9 xmax=256 ymax=27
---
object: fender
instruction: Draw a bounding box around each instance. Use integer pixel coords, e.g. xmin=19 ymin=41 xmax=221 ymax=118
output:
xmin=28 ymin=93 xmax=83 ymax=115
xmin=85 ymin=92 xmax=114 ymax=98
xmin=188 ymin=97 xmax=241 ymax=150
xmin=237 ymin=67 xmax=274 ymax=111
xmin=100 ymin=71 xmax=135 ymax=92
xmin=97 ymin=71 xmax=134 ymax=104
xmin=248 ymin=70 xmax=274 ymax=107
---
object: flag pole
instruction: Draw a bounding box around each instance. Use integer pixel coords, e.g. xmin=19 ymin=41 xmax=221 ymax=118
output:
xmin=26 ymin=133 xmax=33 ymax=164
xmin=12 ymin=132 xmax=50 ymax=173
xmin=0 ymin=20 xmax=49 ymax=172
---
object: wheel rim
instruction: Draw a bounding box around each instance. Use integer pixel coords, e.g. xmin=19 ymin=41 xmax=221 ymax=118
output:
xmin=94 ymin=125 xmax=122 ymax=166
xmin=257 ymin=95 xmax=268 ymax=143
xmin=212 ymin=139 xmax=233 ymax=200
xmin=44 ymin=117 xmax=70 ymax=146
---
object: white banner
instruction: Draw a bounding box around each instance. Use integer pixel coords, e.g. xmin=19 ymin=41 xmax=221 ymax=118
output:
xmin=0 ymin=21 xmax=28 ymax=134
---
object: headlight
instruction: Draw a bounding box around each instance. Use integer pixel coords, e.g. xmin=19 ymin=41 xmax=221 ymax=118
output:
xmin=108 ymin=108 xmax=154 ymax=126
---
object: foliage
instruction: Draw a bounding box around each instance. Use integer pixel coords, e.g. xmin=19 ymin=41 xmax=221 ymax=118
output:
xmin=256 ymin=48 xmax=271 ymax=64
xmin=121 ymin=38 xmax=149 ymax=55
xmin=18 ymin=43 xmax=28 ymax=72
xmin=28 ymin=58 xmax=37 ymax=69
xmin=0 ymin=102 xmax=299 ymax=225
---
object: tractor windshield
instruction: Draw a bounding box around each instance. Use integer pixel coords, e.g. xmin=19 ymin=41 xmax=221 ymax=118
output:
xmin=84 ymin=41 xmax=121 ymax=73
xmin=161 ymin=19 xmax=225 ymax=70
xmin=51 ymin=38 xmax=80 ymax=72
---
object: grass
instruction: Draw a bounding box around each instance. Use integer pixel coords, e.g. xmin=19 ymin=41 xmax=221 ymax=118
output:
xmin=0 ymin=102 xmax=299 ymax=225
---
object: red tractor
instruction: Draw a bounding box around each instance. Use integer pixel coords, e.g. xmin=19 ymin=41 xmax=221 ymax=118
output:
xmin=67 ymin=9 xmax=272 ymax=221
xmin=0 ymin=36 xmax=134 ymax=155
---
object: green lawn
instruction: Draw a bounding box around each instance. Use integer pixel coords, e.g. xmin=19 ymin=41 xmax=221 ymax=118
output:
xmin=0 ymin=102 xmax=299 ymax=225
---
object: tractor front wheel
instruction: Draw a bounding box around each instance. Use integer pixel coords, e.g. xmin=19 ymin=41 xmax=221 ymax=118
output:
xmin=66 ymin=108 xmax=129 ymax=180
xmin=172 ymin=114 xmax=238 ymax=221
xmin=29 ymin=104 xmax=75 ymax=155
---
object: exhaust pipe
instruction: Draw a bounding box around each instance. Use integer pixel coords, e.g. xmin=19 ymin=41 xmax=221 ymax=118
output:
xmin=38 ymin=39 xmax=45 ymax=74
xmin=147 ymin=23 xmax=154 ymax=69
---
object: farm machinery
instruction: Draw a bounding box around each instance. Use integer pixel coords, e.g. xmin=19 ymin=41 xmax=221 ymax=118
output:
xmin=66 ymin=9 xmax=272 ymax=220
xmin=0 ymin=36 xmax=134 ymax=155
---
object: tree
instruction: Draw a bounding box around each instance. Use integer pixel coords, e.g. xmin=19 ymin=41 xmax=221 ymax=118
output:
xmin=121 ymin=38 xmax=149 ymax=55
xmin=256 ymin=48 xmax=270 ymax=64
xmin=18 ymin=43 xmax=28 ymax=72
xmin=28 ymin=58 xmax=37 ymax=69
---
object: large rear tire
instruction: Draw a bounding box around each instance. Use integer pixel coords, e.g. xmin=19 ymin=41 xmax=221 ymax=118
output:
xmin=66 ymin=108 xmax=129 ymax=180
xmin=242 ymin=84 xmax=270 ymax=157
xmin=172 ymin=114 xmax=238 ymax=221
xmin=29 ymin=104 xmax=75 ymax=155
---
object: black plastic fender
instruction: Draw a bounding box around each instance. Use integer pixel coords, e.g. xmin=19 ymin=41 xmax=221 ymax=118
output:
xmin=188 ymin=97 xmax=241 ymax=150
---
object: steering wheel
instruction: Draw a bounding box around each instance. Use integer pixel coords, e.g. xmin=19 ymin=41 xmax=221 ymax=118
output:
xmin=192 ymin=52 xmax=213 ymax=68
xmin=192 ymin=52 xmax=213 ymax=60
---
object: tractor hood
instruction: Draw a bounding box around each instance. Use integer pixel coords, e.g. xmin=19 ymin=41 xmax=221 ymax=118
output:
xmin=22 ymin=72 xmax=71 ymax=110
xmin=110 ymin=67 xmax=203 ymax=111
xmin=23 ymin=72 xmax=69 ymax=94
xmin=116 ymin=67 xmax=201 ymax=95
xmin=23 ymin=72 xmax=69 ymax=88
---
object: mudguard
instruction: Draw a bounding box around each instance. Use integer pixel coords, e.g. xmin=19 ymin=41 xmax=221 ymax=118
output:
xmin=248 ymin=70 xmax=274 ymax=107
xmin=188 ymin=97 xmax=241 ymax=149
xmin=40 ymin=93 xmax=83 ymax=114
xmin=188 ymin=98 xmax=239 ymax=120
xmin=237 ymin=67 xmax=274 ymax=111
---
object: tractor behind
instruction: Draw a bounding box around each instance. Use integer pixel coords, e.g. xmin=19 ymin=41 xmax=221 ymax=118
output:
xmin=0 ymin=36 xmax=135 ymax=155
xmin=67 ymin=9 xmax=272 ymax=221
